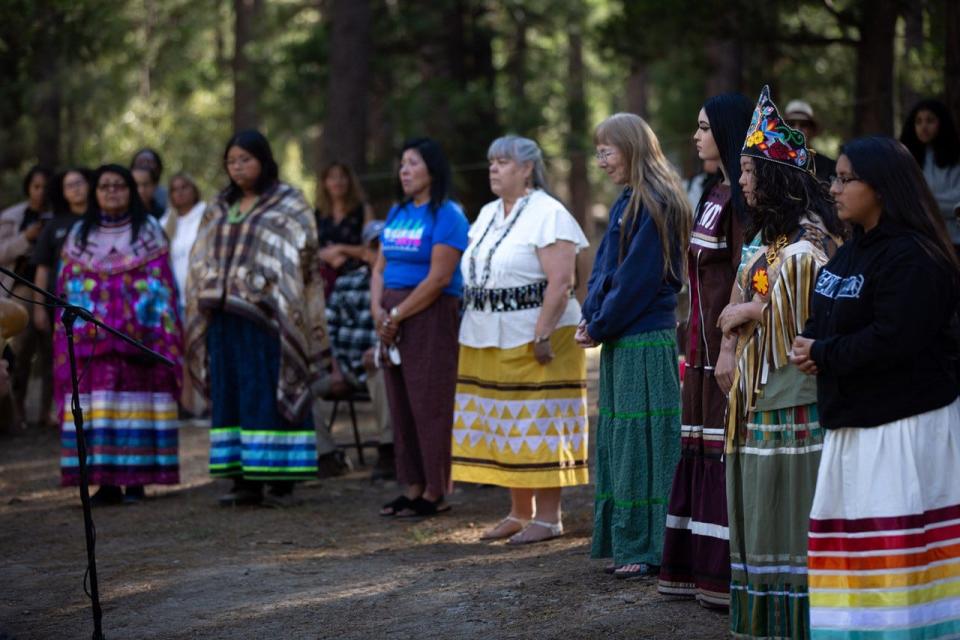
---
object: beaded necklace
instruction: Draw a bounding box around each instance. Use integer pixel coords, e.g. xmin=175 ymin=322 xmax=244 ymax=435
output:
xmin=467 ymin=192 xmax=531 ymax=289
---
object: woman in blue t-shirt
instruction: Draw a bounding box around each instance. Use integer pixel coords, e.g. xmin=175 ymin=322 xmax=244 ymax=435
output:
xmin=372 ymin=137 xmax=469 ymax=518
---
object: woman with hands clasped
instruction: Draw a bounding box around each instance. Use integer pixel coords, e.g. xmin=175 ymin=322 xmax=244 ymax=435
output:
xmin=450 ymin=136 xmax=589 ymax=544
xmin=790 ymin=136 xmax=960 ymax=640
xmin=720 ymin=86 xmax=843 ymax=639
xmin=374 ymin=138 xmax=469 ymax=519
xmin=579 ymin=113 xmax=691 ymax=580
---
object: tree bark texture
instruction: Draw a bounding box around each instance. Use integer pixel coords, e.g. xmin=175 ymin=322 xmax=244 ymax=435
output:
xmin=319 ymin=0 xmax=372 ymax=172
xmin=233 ymin=0 xmax=262 ymax=132
xmin=852 ymin=0 xmax=898 ymax=136
xmin=566 ymin=29 xmax=591 ymax=236
xmin=704 ymin=38 xmax=742 ymax=96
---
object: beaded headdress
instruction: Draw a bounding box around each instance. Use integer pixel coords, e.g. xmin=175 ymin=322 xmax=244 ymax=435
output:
xmin=742 ymin=85 xmax=812 ymax=172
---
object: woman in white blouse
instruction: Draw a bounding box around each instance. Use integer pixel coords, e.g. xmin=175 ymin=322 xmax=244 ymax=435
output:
xmin=160 ymin=173 xmax=206 ymax=313
xmin=451 ymin=136 xmax=590 ymax=544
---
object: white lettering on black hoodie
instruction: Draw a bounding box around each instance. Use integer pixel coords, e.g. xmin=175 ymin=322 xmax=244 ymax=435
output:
xmin=802 ymin=218 xmax=960 ymax=429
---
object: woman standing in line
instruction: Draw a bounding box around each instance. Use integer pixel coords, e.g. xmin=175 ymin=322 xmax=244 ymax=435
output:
xmin=451 ymin=135 xmax=590 ymax=544
xmin=721 ymin=86 xmax=843 ymax=638
xmin=659 ymin=92 xmax=753 ymax=607
xmin=374 ymin=138 xmax=469 ymax=518
xmin=185 ymin=130 xmax=331 ymax=508
xmin=792 ymin=136 xmax=960 ymax=640
xmin=899 ymin=99 xmax=960 ymax=252
xmin=578 ymin=113 xmax=691 ymax=579
xmin=55 ymin=164 xmax=182 ymax=505
xmin=314 ymin=162 xmax=374 ymax=294
xmin=160 ymin=173 xmax=205 ymax=314
xmin=30 ymin=168 xmax=91 ymax=428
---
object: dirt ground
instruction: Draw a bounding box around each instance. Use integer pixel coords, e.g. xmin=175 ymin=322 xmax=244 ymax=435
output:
xmin=0 ymin=351 xmax=728 ymax=640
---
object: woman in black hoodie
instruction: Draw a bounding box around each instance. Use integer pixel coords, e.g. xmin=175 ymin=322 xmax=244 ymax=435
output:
xmin=791 ymin=136 xmax=960 ymax=640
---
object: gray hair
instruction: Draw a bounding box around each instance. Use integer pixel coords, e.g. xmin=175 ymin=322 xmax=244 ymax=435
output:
xmin=487 ymin=135 xmax=550 ymax=192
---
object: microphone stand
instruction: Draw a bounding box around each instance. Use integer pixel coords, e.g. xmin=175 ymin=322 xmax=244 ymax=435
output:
xmin=0 ymin=265 xmax=174 ymax=640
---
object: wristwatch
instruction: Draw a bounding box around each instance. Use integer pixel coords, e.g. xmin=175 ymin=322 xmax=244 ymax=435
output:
xmin=534 ymin=334 xmax=550 ymax=345
xmin=389 ymin=307 xmax=401 ymax=322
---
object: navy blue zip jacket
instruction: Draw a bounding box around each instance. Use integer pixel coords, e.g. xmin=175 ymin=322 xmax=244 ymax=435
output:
xmin=581 ymin=188 xmax=681 ymax=343
xmin=802 ymin=218 xmax=960 ymax=429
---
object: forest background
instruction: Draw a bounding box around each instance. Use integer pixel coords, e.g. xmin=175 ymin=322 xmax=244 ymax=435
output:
xmin=0 ymin=0 xmax=956 ymax=231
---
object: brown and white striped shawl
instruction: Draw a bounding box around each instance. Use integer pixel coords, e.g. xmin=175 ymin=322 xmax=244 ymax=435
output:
xmin=725 ymin=217 xmax=839 ymax=451
xmin=184 ymin=181 xmax=331 ymax=422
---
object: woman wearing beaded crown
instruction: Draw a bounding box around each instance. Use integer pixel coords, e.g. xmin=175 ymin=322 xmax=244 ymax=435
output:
xmin=579 ymin=113 xmax=691 ymax=578
xmin=451 ymin=136 xmax=589 ymax=544
xmin=720 ymin=86 xmax=844 ymax=639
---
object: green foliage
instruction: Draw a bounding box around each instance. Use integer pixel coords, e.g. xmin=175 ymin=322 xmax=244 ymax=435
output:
xmin=0 ymin=0 xmax=949 ymax=212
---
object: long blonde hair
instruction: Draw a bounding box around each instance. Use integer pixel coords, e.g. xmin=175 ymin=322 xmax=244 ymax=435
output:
xmin=594 ymin=113 xmax=691 ymax=279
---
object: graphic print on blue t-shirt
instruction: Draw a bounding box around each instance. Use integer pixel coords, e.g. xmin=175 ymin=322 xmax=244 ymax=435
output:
xmin=381 ymin=200 xmax=470 ymax=297
xmin=382 ymin=213 xmax=426 ymax=252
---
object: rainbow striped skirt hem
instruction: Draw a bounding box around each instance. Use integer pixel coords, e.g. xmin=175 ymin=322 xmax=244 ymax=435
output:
xmin=808 ymin=398 xmax=960 ymax=640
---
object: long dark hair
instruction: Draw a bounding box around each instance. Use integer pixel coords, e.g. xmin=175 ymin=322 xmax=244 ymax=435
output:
xmin=843 ymin=136 xmax=960 ymax=278
xmin=47 ymin=168 xmax=91 ymax=216
xmin=701 ymin=93 xmax=754 ymax=223
xmin=899 ymin=99 xmax=960 ymax=169
xmin=79 ymin=164 xmax=148 ymax=248
xmin=396 ymin=137 xmax=451 ymax=213
xmin=22 ymin=165 xmax=53 ymax=200
xmin=744 ymin=158 xmax=844 ymax=245
xmin=221 ymin=130 xmax=280 ymax=205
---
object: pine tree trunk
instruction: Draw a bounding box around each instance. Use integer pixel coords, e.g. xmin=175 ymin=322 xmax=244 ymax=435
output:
xmin=32 ymin=42 xmax=61 ymax=169
xmin=704 ymin=38 xmax=742 ymax=96
xmin=853 ymin=0 xmax=898 ymax=136
xmin=626 ymin=62 xmax=648 ymax=118
xmin=319 ymin=0 xmax=371 ymax=173
xmin=566 ymin=29 xmax=591 ymax=236
xmin=232 ymin=0 xmax=262 ymax=132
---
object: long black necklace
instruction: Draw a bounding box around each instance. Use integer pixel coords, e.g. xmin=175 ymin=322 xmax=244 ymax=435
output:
xmin=468 ymin=193 xmax=532 ymax=289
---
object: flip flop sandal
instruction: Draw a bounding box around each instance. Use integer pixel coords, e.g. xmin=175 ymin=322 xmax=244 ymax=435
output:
xmin=395 ymin=496 xmax=451 ymax=518
xmin=480 ymin=515 xmax=529 ymax=540
xmin=614 ymin=563 xmax=649 ymax=580
xmin=506 ymin=519 xmax=563 ymax=545
xmin=380 ymin=495 xmax=413 ymax=517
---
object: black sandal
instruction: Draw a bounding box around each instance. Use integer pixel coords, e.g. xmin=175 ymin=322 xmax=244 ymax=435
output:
xmin=395 ymin=496 xmax=451 ymax=518
xmin=380 ymin=495 xmax=412 ymax=516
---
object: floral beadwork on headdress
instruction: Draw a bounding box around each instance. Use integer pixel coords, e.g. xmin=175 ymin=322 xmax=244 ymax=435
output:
xmin=742 ymin=85 xmax=812 ymax=172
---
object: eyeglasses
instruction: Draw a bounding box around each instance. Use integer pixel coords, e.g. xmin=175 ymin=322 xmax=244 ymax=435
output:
xmin=97 ymin=182 xmax=128 ymax=192
xmin=595 ymin=149 xmax=616 ymax=162
xmin=830 ymin=175 xmax=862 ymax=190
xmin=64 ymin=180 xmax=87 ymax=190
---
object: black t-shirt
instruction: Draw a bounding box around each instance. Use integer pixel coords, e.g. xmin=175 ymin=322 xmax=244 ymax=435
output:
xmin=315 ymin=206 xmax=365 ymax=272
xmin=13 ymin=207 xmax=42 ymax=282
xmin=30 ymin=213 xmax=81 ymax=292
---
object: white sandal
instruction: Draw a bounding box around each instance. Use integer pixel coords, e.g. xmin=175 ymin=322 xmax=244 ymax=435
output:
xmin=480 ymin=515 xmax=529 ymax=540
xmin=507 ymin=519 xmax=564 ymax=545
